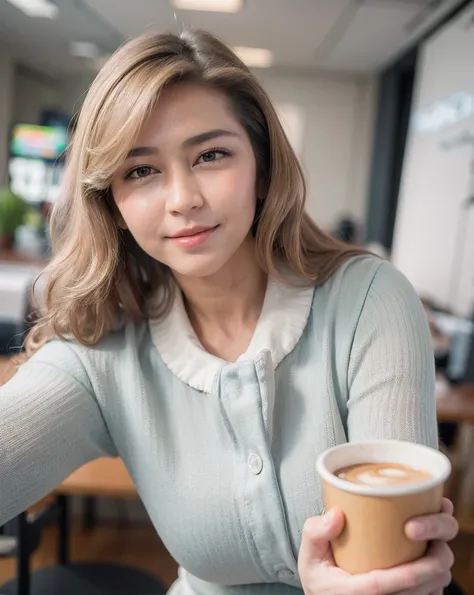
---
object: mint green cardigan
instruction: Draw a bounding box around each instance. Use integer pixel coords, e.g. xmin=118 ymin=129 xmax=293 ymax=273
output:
xmin=0 ymin=256 xmax=438 ymax=594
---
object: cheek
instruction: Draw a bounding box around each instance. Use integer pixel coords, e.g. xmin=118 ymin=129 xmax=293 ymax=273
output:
xmin=207 ymin=164 xmax=257 ymax=220
xmin=114 ymin=187 xmax=166 ymax=237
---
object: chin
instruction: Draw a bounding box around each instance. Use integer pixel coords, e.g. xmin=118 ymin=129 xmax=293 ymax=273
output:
xmin=167 ymin=252 xmax=233 ymax=279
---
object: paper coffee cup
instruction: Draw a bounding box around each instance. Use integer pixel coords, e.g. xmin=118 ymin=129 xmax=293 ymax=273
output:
xmin=316 ymin=440 xmax=451 ymax=574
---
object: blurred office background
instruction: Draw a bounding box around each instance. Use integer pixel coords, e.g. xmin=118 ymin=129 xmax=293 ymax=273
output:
xmin=0 ymin=0 xmax=474 ymax=594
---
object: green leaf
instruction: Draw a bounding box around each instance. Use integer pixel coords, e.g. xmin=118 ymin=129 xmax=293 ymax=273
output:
xmin=0 ymin=187 xmax=29 ymax=236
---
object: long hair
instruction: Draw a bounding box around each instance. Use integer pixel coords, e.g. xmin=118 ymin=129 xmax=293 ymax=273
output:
xmin=27 ymin=29 xmax=366 ymax=352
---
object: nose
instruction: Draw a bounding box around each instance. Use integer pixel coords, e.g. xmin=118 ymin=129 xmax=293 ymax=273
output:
xmin=165 ymin=167 xmax=204 ymax=216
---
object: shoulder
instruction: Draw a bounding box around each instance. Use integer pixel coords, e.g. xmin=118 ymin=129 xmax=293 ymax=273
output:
xmin=315 ymin=255 xmax=418 ymax=309
xmin=27 ymin=319 xmax=151 ymax=389
xmin=310 ymin=255 xmax=425 ymax=340
xmin=319 ymin=254 xmax=394 ymax=296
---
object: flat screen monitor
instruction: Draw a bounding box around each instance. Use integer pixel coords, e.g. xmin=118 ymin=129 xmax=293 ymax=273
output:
xmin=10 ymin=124 xmax=67 ymax=161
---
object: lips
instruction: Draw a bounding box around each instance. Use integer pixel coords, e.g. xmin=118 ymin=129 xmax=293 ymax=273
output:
xmin=169 ymin=225 xmax=217 ymax=239
xmin=167 ymin=225 xmax=218 ymax=248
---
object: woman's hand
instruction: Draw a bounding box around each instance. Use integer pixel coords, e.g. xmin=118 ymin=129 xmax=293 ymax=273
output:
xmin=298 ymin=498 xmax=458 ymax=595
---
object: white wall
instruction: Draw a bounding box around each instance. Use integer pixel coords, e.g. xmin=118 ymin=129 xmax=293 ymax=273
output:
xmin=0 ymin=49 xmax=14 ymax=185
xmin=392 ymin=6 xmax=474 ymax=317
xmin=60 ymin=71 xmax=95 ymax=116
xmin=256 ymin=69 xmax=377 ymax=231
xmin=13 ymin=67 xmax=62 ymax=125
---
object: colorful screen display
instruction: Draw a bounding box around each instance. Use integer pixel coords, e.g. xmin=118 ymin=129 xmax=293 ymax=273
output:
xmin=10 ymin=124 xmax=67 ymax=161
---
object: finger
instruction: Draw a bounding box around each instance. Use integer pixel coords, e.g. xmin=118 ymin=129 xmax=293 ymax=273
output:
xmin=441 ymin=497 xmax=454 ymax=515
xmin=391 ymin=572 xmax=452 ymax=595
xmin=405 ymin=513 xmax=459 ymax=542
xmin=426 ymin=540 xmax=455 ymax=569
xmin=343 ymin=541 xmax=453 ymax=595
xmin=298 ymin=508 xmax=345 ymax=569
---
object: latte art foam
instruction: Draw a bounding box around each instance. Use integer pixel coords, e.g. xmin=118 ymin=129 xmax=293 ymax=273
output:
xmin=335 ymin=462 xmax=432 ymax=487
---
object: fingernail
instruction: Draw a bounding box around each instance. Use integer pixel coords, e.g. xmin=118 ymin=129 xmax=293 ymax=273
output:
xmin=409 ymin=520 xmax=425 ymax=539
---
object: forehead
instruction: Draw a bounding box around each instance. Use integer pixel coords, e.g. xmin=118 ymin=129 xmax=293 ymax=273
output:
xmin=135 ymin=83 xmax=243 ymax=146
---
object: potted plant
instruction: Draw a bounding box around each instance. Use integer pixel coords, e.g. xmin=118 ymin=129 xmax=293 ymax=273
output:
xmin=0 ymin=187 xmax=28 ymax=250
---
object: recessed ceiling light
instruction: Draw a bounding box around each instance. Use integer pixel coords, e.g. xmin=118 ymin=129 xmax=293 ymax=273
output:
xmin=6 ymin=0 xmax=58 ymax=18
xmin=233 ymin=46 xmax=274 ymax=68
xmin=171 ymin=0 xmax=242 ymax=13
xmin=70 ymin=42 xmax=100 ymax=60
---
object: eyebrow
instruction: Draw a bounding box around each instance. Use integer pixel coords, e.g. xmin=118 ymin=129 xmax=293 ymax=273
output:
xmin=183 ymin=129 xmax=238 ymax=148
xmin=126 ymin=146 xmax=158 ymax=159
xmin=126 ymin=129 xmax=238 ymax=159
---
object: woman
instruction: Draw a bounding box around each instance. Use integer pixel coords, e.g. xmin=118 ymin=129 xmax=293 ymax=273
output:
xmin=0 ymin=29 xmax=458 ymax=595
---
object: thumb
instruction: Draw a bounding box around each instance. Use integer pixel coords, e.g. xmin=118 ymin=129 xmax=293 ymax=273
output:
xmin=298 ymin=508 xmax=345 ymax=569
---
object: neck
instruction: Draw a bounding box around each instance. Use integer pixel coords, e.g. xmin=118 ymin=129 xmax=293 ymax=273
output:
xmin=173 ymin=237 xmax=267 ymax=360
xmin=176 ymin=237 xmax=266 ymax=329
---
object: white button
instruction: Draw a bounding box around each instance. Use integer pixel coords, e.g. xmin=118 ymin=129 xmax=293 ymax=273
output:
xmin=277 ymin=569 xmax=294 ymax=580
xmin=247 ymin=453 xmax=263 ymax=475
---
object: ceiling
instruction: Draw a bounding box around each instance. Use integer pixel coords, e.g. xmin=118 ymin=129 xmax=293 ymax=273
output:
xmin=0 ymin=0 xmax=469 ymax=79
xmin=0 ymin=0 xmax=122 ymax=77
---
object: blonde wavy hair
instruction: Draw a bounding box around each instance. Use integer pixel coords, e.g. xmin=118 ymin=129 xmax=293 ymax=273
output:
xmin=27 ymin=28 xmax=366 ymax=353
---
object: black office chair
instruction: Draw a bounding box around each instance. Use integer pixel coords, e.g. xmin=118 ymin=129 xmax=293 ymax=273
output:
xmin=0 ymin=496 xmax=167 ymax=595
xmin=445 ymin=584 xmax=466 ymax=595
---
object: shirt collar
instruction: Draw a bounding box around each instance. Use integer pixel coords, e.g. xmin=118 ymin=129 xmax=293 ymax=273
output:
xmin=149 ymin=275 xmax=314 ymax=393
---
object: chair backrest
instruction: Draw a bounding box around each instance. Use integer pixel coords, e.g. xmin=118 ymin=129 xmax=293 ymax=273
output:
xmin=0 ymin=500 xmax=64 ymax=595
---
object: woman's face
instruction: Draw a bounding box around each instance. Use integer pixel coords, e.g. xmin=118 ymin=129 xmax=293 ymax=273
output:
xmin=111 ymin=83 xmax=258 ymax=278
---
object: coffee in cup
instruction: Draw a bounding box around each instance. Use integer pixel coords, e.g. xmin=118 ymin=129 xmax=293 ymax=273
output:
xmin=316 ymin=440 xmax=451 ymax=574
xmin=335 ymin=462 xmax=432 ymax=487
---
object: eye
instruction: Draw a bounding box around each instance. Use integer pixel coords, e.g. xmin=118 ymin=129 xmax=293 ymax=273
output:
xmin=196 ymin=149 xmax=230 ymax=165
xmin=125 ymin=165 xmax=158 ymax=180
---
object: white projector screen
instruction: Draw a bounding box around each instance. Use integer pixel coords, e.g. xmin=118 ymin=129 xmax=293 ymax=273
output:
xmin=392 ymin=5 xmax=474 ymax=317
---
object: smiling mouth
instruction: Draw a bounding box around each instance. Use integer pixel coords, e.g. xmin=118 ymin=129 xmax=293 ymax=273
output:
xmin=169 ymin=225 xmax=218 ymax=239
xmin=167 ymin=225 xmax=219 ymax=247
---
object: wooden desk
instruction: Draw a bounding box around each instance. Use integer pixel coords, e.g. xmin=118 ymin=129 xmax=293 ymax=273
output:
xmin=0 ymin=249 xmax=45 ymax=267
xmin=435 ymin=378 xmax=474 ymax=534
xmin=55 ymin=458 xmax=137 ymax=499
xmin=436 ymin=378 xmax=474 ymax=423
